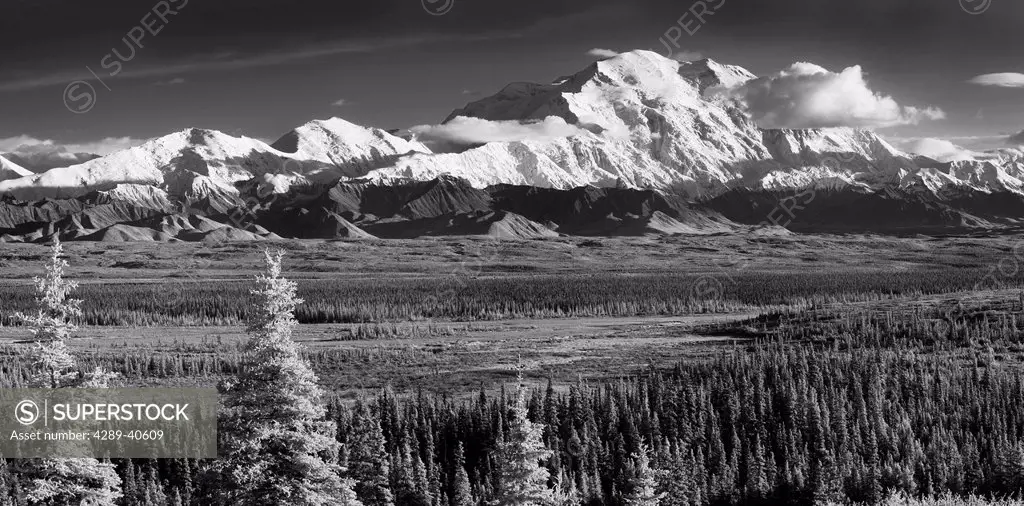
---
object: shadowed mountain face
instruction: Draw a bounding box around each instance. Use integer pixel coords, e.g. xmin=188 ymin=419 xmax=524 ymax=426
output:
xmin=703 ymin=188 xmax=1024 ymax=233
xmin=327 ymin=175 xmax=494 ymax=220
xmin=0 ymin=176 xmax=748 ymax=243
xmin=5 ymin=174 xmax=1024 ymax=243
xmin=250 ymin=176 xmax=743 ymax=239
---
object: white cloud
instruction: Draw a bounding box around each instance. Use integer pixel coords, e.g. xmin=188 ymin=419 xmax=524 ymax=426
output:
xmin=968 ymin=73 xmax=1024 ymax=88
xmin=589 ymin=47 xmax=702 ymax=63
xmin=408 ymin=116 xmax=589 ymax=151
xmin=587 ymin=48 xmax=619 ymax=58
xmin=719 ymin=62 xmax=946 ymax=129
xmin=900 ymin=138 xmax=981 ymax=162
xmin=888 ymin=134 xmax=1016 ymax=155
xmin=0 ymin=135 xmax=146 ymax=170
xmin=0 ymin=135 xmax=49 ymax=153
xmin=64 ymin=137 xmax=147 ymax=155
xmin=670 ymin=51 xmax=703 ymax=62
xmin=155 ymin=77 xmax=186 ymax=86
xmin=331 ymin=98 xmax=349 ymax=107
xmin=1009 ymin=130 xmax=1024 ymax=145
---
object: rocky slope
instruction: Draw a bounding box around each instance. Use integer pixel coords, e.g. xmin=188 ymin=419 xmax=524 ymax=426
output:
xmin=0 ymin=176 xmax=753 ymax=242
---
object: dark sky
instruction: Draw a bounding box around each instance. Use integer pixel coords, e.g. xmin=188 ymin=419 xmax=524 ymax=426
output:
xmin=0 ymin=0 xmax=1021 ymax=153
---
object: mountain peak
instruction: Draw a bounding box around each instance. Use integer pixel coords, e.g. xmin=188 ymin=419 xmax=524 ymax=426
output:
xmin=676 ymin=57 xmax=756 ymax=92
xmin=583 ymin=51 xmax=755 ymax=93
xmin=369 ymin=51 xmax=936 ymax=197
xmin=271 ymin=116 xmax=429 ymax=170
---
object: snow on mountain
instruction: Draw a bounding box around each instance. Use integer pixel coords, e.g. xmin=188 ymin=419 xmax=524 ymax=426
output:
xmin=2 ymin=50 xmax=1022 ymax=204
xmin=0 ymin=120 xmax=428 ymax=201
xmin=270 ymin=117 xmax=430 ymax=177
xmin=906 ymin=157 xmax=1024 ymax=197
xmin=677 ymin=58 xmax=757 ymax=93
xmin=0 ymin=129 xmax=274 ymax=200
xmin=0 ymin=155 xmax=32 ymax=182
xmin=95 ymin=184 xmax=175 ymax=210
xmin=362 ymin=50 xmax=929 ymax=197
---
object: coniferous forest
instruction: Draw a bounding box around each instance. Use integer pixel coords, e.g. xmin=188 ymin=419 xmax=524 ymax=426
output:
xmin=1 ymin=241 xmax=1023 ymax=506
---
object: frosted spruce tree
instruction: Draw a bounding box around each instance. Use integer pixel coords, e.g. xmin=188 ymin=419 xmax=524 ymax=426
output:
xmin=623 ymin=445 xmax=665 ymax=506
xmin=16 ymin=238 xmax=84 ymax=389
xmin=451 ymin=442 xmax=474 ymax=506
xmin=213 ymin=249 xmax=361 ymax=505
xmin=12 ymin=239 xmax=122 ymax=505
xmin=492 ymin=373 xmax=559 ymax=506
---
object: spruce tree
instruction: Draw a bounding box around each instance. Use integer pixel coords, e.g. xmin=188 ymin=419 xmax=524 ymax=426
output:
xmin=393 ymin=437 xmax=430 ymax=506
xmin=212 ymin=249 xmax=360 ymax=505
xmin=623 ymin=445 xmax=664 ymax=506
xmin=16 ymin=238 xmax=86 ymax=389
xmin=12 ymin=239 xmax=123 ymax=505
xmin=0 ymin=460 xmax=14 ymax=506
xmin=660 ymin=446 xmax=691 ymax=506
xmin=348 ymin=400 xmax=395 ymax=506
xmin=807 ymin=397 xmax=840 ymax=505
xmin=451 ymin=443 xmax=474 ymax=506
xmin=492 ymin=375 xmax=558 ymax=506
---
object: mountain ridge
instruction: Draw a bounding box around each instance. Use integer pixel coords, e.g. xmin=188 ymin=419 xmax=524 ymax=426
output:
xmin=1 ymin=50 xmax=1022 ymax=241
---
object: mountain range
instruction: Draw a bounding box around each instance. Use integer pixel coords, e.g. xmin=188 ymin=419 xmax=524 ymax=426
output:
xmin=2 ymin=50 xmax=1023 ymax=243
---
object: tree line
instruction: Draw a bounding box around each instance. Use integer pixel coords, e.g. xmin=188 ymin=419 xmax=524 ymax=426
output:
xmin=3 ymin=268 xmax=1021 ymax=327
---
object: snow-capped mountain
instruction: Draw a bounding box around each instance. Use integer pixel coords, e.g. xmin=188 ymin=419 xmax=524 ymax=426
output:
xmin=904 ymin=149 xmax=1024 ymax=197
xmin=0 ymin=120 xmax=427 ymax=201
xmin=0 ymin=129 xmax=276 ymax=200
xmin=0 ymin=50 xmax=1021 ymax=208
xmin=358 ymin=50 xmax=921 ymax=196
xmin=271 ymin=117 xmax=430 ymax=177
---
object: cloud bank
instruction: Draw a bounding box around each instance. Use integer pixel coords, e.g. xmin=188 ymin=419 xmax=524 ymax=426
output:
xmin=0 ymin=135 xmax=146 ymax=171
xmin=901 ymin=138 xmax=981 ymax=163
xmin=968 ymin=73 xmax=1024 ymax=88
xmin=1009 ymin=130 xmax=1024 ymax=146
xmin=669 ymin=51 xmax=704 ymax=62
xmin=587 ymin=48 xmax=618 ymax=58
xmin=155 ymin=77 xmax=186 ymax=86
xmin=589 ymin=47 xmax=701 ymax=62
xmin=721 ymin=62 xmax=945 ymax=129
xmin=409 ymin=116 xmax=588 ymax=152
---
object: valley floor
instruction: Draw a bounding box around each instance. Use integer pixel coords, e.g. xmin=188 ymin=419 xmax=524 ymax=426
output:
xmin=3 ymin=232 xmax=1024 ymax=396
xmin=2 ymin=232 xmax=1022 ymax=281
xmin=0 ymin=312 xmax=757 ymax=395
